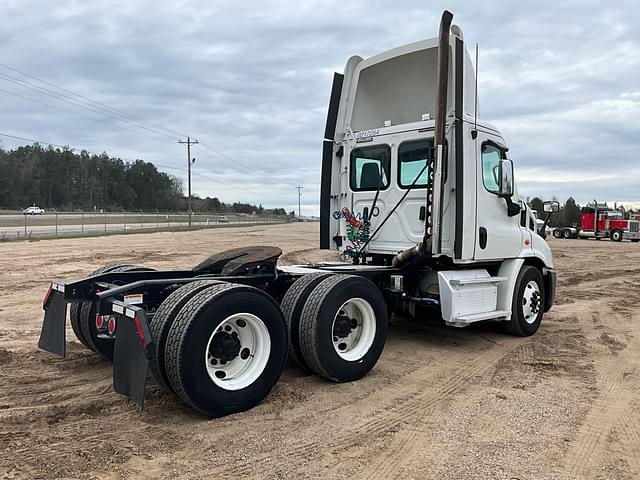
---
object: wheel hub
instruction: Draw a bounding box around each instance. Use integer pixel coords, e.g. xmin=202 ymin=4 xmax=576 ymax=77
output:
xmin=333 ymin=313 xmax=355 ymax=339
xmin=209 ymin=331 xmax=241 ymax=363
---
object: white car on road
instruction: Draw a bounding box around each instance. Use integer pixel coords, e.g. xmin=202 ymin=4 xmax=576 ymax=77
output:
xmin=23 ymin=206 xmax=45 ymax=215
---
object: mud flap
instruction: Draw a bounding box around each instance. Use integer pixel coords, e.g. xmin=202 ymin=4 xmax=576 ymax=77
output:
xmin=112 ymin=304 xmax=154 ymax=410
xmin=38 ymin=285 xmax=67 ymax=356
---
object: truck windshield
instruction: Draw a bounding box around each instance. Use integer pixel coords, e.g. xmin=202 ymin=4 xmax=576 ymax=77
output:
xmin=350 ymin=145 xmax=390 ymax=191
xmin=398 ymin=139 xmax=432 ymax=188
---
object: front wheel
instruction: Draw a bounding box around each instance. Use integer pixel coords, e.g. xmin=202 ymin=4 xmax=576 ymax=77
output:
xmin=611 ymin=229 xmax=623 ymax=242
xmin=505 ymin=266 xmax=545 ymax=337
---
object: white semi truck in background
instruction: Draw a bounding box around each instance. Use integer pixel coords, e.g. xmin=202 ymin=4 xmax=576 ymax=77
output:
xmin=39 ymin=11 xmax=558 ymax=417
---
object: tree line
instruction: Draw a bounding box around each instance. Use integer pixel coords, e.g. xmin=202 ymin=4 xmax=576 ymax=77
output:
xmin=0 ymin=144 xmax=290 ymax=215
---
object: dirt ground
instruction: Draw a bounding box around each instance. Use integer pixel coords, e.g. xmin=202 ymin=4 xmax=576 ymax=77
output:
xmin=0 ymin=223 xmax=639 ymax=479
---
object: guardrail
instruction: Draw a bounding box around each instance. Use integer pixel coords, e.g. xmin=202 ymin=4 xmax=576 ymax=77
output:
xmin=0 ymin=211 xmax=294 ymax=241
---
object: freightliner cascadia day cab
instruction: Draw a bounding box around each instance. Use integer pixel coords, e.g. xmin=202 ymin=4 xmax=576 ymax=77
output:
xmin=38 ymin=11 xmax=557 ymax=417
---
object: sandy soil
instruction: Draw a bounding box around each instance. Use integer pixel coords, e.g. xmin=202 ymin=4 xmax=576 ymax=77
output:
xmin=0 ymin=223 xmax=639 ymax=479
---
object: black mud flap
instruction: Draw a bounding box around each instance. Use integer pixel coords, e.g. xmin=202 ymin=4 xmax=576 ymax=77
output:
xmin=112 ymin=303 xmax=154 ymax=411
xmin=38 ymin=284 xmax=67 ymax=356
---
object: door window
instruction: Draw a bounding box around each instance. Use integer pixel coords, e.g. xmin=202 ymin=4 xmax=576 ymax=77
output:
xmin=398 ymin=139 xmax=432 ymax=188
xmin=350 ymin=145 xmax=391 ymax=191
xmin=481 ymin=144 xmax=502 ymax=194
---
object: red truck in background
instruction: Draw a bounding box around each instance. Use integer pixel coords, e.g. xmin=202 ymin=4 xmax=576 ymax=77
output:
xmin=553 ymin=202 xmax=640 ymax=242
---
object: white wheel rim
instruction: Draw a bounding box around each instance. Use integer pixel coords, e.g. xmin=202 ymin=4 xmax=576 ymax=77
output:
xmin=522 ymin=280 xmax=542 ymax=324
xmin=331 ymin=298 xmax=376 ymax=361
xmin=204 ymin=313 xmax=271 ymax=391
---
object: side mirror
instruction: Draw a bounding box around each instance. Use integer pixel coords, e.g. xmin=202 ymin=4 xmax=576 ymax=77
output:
xmin=543 ymin=201 xmax=560 ymax=213
xmin=498 ymin=159 xmax=514 ymax=196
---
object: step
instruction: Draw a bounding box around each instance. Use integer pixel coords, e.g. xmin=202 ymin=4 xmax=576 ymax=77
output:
xmin=455 ymin=309 xmax=511 ymax=323
xmin=449 ymin=276 xmax=507 ymax=286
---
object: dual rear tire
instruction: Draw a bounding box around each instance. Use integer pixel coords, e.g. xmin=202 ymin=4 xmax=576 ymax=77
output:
xmin=282 ymin=274 xmax=388 ymax=382
xmin=151 ymin=282 xmax=287 ymax=417
xmin=150 ymin=274 xmax=387 ymax=417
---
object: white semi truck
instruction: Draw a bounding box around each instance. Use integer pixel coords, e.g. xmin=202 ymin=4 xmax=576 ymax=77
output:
xmin=39 ymin=11 xmax=557 ymax=417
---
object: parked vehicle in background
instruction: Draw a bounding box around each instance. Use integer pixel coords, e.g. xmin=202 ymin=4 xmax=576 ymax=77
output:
xmin=553 ymin=201 xmax=640 ymax=242
xmin=218 ymin=215 xmax=230 ymax=223
xmin=23 ymin=206 xmax=45 ymax=215
xmin=531 ymin=210 xmax=552 ymax=238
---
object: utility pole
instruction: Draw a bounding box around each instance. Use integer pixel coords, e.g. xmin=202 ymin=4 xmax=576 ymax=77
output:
xmin=178 ymin=136 xmax=198 ymax=226
xmin=296 ymin=185 xmax=303 ymax=221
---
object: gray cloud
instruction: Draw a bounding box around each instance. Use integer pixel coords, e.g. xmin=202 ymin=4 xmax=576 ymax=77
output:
xmin=1 ymin=0 xmax=639 ymax=215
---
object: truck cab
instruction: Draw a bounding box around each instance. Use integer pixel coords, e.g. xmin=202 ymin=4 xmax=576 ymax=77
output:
xmin=320 ymin=13 xmax=556 ymax=332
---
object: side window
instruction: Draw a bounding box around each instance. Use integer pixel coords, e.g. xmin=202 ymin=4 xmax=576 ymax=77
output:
xmin=481 ymin=144 xmax=502 ymax=193
xmin=398 ymin=139 xmax=432 ymax=188
xmin=350 ymin=145 xmax=391 ymax=191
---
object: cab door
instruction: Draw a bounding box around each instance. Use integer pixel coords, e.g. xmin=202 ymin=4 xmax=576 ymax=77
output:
xmin=473 ymin=134 xmax=523 ymax=260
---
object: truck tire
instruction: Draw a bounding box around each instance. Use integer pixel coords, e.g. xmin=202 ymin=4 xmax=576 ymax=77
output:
xmin=563 ymin=229 xmax=572 ymax=239
xmin=505 ymin=266 xmax=545 ymax=337
xmin=611 ymin=229 xmax=623 ymax=242
xmin=70 ymin=263 xmax=136 ymax=349
xmin=631 ymin=239 xmax=640 ymax=243
xmin=149 ymin=280 xmax=223 ymax=394
xmin=164 ymin=283 xmax=287 ymax=417
xmin=298 ymin=275 xmax=388 ymax=382
xmin=79 ymin=265 xmax=154 ymax=360
xmin=280 ymin=272 xmax=332 ymax=372
xmin=552 ymin=229 xmax=563 ymax=239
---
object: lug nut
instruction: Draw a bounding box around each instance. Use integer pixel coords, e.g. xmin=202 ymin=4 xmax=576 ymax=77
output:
xmin=236 ymin=319 xmax=246 ymax=328
xmin=240 ymin=348 xmax=250 ymax=360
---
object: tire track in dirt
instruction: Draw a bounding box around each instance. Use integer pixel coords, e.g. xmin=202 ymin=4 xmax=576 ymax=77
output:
xmin=216 ymin=341 xmax=523 ymax=479
xmin=563 ymin=305 xmax=640 ymax=478
xmin=362 ymin=331 xmax=554 ymax=480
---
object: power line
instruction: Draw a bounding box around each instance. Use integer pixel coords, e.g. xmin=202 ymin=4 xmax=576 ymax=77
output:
xmin=198 ymin=141 xmax=299 ymax=188
xmin=0 ymin=132 xmax=69 ymax=149
xmin=0 ymin=86 xmax=171 ymax=143
xmin=0 ymin=73 xmax=177 ymax=143
xmin=0 ymin=63 xmax=305 ymax=193
xmin=0 ymin=63 xmax=187 ymax=140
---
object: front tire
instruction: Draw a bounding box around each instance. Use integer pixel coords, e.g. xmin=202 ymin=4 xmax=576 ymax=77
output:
xmin=505 ymin=266 xmax=545 ymax=337
xmin=164 ymin=283 xmax=287 ymax=417
xmin=298 ymin=275 xmax=388 ymax=382
xmin=611 ymin=229 xmax=623 ymax=242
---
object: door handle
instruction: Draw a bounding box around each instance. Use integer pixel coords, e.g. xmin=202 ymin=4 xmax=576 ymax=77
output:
xmin=419 ymin=206 xmax=426 ymax=221
xmin=479 ymin=227 xmax=487 ymax=249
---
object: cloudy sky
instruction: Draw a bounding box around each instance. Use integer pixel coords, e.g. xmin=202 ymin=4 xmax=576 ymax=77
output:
xmin=1 ymin=0 xmax=639 ymax=214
